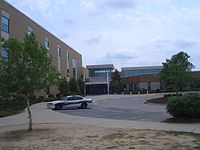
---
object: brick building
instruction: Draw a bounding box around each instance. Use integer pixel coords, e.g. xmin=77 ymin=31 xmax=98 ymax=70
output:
xmin=0 ymin=0 xmax=83 ymax=96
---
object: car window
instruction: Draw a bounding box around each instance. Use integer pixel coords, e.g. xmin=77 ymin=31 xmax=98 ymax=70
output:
xmin=75 ymin=96 xmax=83 ymax=100
xmin=66 ymin=97 xmax=74 ymax=101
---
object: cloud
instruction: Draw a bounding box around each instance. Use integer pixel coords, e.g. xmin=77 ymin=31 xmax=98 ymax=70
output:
xmin=153 ymin=37 xmax=199 ymax=50
xmin=7 ymin=0 xmax=68 ymax=19
xmin=59 ymin=32 xmax=70 ymax=39
xmin=63 ymin=18 xmax=76 ymax=25
xmin=102 ymin=0 xmax=135 ymax=10
xmin=96 ymin=51 xmax=137 ymax=66
xmin=84 ymin=36 xmax=101 ymax=45
xmin=81 ymin=1 xmax=96 ymax=12
xmin=174 ymin=39 xmax=198 ymax=49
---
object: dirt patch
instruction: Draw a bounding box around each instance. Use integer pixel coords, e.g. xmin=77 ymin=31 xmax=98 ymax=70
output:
xmin=0 ymin=123 xmax=200 ymax=150
xmin=163 ymin=117 xmax=200 ymax=123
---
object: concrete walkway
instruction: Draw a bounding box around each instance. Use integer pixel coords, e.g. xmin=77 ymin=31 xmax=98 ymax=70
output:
xmin=0 ymin=94 xmax=200 ymax=134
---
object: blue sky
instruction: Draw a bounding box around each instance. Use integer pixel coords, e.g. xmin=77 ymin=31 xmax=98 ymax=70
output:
xmin=6 ymin=0 xmax=200 ymax=70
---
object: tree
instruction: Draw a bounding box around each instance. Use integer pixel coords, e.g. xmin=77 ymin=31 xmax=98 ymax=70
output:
xmin=160 ymin=51 xmax=194 ymax=94
xmin=69 ymin=77 xmax=80 ymax=95
xmin=110 ymin=69 xmax=121 ymax=93
xmin=0 ymin=34 xmax=58 ymax=131
xmin=78 ymin=79 xmax=85 ymax=95
xmin=58 ymin=77 xmax=69 ymax=96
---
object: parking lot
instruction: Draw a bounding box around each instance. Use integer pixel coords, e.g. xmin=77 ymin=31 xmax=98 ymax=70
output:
xmin=57 ymin=94 xmax=172 ymax=122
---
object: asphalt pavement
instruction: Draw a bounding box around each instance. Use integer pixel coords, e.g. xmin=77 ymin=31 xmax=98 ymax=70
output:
xmin=0 ymin=93 xmax=200 ymax=134
xmin=58 ymin=93 xmax=171 ymax=122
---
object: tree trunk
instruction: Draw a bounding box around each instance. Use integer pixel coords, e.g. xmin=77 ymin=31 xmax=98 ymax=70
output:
xmin=26 ymin=97 xmax=32 ymax=131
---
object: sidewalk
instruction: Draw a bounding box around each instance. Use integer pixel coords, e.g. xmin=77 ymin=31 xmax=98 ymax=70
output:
xmin=0 ymin=95 xmax=200 ymax=134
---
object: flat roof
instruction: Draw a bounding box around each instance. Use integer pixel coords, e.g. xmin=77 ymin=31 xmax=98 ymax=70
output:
xmin=86 ymin=64 xmax=114 ymax=69
xmin=85 ymin=82 xmax=107 ymax=85
xmin=121 ymin=66 xmax=163 ymax=71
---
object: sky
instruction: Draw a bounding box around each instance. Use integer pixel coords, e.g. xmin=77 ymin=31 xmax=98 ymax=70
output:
xmin=5 ymin=0 xmax=200 ymax=70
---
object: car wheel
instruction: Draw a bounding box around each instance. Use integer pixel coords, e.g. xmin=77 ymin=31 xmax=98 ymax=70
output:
xmin=81 ymin=103 xmax=87 ymax=109
xmin=55 ymin=104 xmax=62 ymax=110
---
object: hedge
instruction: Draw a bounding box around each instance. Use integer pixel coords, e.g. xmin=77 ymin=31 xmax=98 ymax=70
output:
xmin=167 ymin=93 xmax=200 ymax=118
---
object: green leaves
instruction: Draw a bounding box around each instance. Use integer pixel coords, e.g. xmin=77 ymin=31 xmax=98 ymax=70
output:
xmin=167 ymin=93 xmax=200 ymax=118
xmin=110 ymin=69 xmax=121 ymax=93
xmin=58 ymin=77 xmax=69 ymax=96
xmin=0 ymin=34 xmax=58 ymax=98
xmin=160 ymin=51 xmax=194 ymax=92
xmin=69 ymin=77 xmax=80 ymax=95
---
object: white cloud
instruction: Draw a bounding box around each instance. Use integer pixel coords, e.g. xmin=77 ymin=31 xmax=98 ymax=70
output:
xmin=5 ymin=0 xmax=200 ymax=70
xmin=7 ymin=0 xmax=68 ymax=19
xmin=81 ymin=0 xmax=96 ymax=12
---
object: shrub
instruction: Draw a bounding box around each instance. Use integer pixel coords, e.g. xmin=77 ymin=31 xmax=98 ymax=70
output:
xmin=167 ymin=93 xmax=200 ymax=118
xmin=38 ymin=96 xmax=45 ymax=101
xmin=0 ymin=98 xmax=27 ymax=117
xmin=46 ymin=94 xmax=58 ymax=102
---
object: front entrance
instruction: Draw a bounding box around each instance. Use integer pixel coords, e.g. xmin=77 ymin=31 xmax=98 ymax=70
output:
xmin=86 ymin=84 xmax=107 ymax=95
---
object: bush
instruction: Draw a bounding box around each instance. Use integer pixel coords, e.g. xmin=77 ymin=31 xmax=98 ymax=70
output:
xmin=167 ymin=93 xmax=200 ymax=118
xmin=0 ymin=98 xmax=27 ymax=117
xmin=45 ymin=95 xmax=58 ymax=102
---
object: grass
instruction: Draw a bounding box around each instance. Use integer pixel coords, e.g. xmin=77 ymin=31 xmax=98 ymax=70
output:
xmin=102 ymin=132 xmax=126 ymax=140
xmin=0 ymin=125 xmax=200 ymax=150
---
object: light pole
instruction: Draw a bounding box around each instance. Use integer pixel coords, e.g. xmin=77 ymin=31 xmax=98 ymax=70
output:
xmin=107 ymin=71 xmax=110 ymax=98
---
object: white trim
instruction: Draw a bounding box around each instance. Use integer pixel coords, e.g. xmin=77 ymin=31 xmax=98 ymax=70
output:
xmin=1 ymin=10 xmax=9 ymax=18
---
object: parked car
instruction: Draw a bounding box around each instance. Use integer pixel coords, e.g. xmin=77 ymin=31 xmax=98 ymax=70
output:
xmin=47 ymin=95 xmax=92 ymax=110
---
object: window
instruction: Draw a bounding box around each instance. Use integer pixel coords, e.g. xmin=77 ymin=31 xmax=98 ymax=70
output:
xmin=57 ymin=47 xmax=61 ymax=57
xmin=66 ymin=96 xmax=74 ymax=101
xmin=0 ymin=48 xmax=8 ymax=62
xmin=1 ymin=16 xmax=9 ymax=33
xmin=45 ymin=40 xmax=49 ymax=49
xmin=66 ymin=50 xmax=69 ymax=62
xmin=72 ymin=58 xmax=76 ymax=68
xmin=72 ymin=58 xmax=77 ymax=78
xmin=27 ymin=26 xmax=33 ymax=36
xmin=75 ymin=96 xmax=83 ymax=100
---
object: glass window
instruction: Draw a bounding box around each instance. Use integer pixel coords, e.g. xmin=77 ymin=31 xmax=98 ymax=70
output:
xmin=57 ymin=47 xmax=61 ymax=57
xmin=27 ymin=26 xmax=33 ymax=36
xmin=27 ymin=31 xmax=32 ymax=36
xmin=75 ymin=96 xmax=83 ymax=100
xmin=45 ymin=40 xmax=49 ymax=49
xmin=0 ymin=48 xmax=8 ymax=62
xmin=66 ymin=50 xmax=69 ymax=61
xmin=66 ymin=96 xmax=73 ymax=101
xmin=72 ymin=58 xmax=77 ymax=68
xmin=123 ymin=68 xmax=162 ymax=76
xmin=1 ymin=16 xmax=9 ymax=33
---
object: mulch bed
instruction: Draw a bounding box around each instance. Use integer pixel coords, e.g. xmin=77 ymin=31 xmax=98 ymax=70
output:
xmin=146 ymin=97 xmax=200 ymax=123
xmin=146 ymin=97 xmax=168 ymax=104
xmin=163 ymin=117 xmax=200 ymax=123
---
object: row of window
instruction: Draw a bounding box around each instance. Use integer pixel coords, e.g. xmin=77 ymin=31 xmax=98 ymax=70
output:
xmin=89 ymin=69 xmax=113 ymax=77
xmin=122 ymin=69 xmax=162 ymax=77
xmin=1 ymin=12 xmax=77 ymax=79
xmin=1 ymin=12 xmax=71 ymax=63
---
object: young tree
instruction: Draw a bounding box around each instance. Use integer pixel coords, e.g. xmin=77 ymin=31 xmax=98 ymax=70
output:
xmin=0 ymin=34 xmax=58 ymax=131
xmin=110 ymin=69 xmax=121 ymax=93
xmin=69 ymin=77 xmax=80 ymax=95
xmin=58 ymin=77 xmax=69 ymax=96
xmin=78 ymin=79 xmax=85 ymax=95
xmin=160 ymin=51 xmax=194 ymax=94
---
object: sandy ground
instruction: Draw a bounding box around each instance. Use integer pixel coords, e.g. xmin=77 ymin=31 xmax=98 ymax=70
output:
xmin=0 ymin=123 xmax=200 ymax=150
